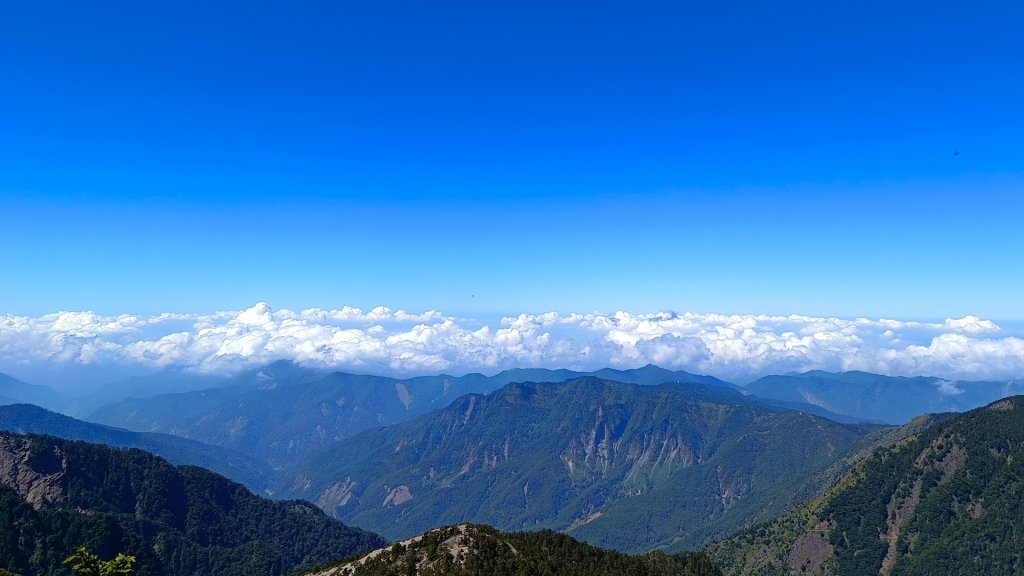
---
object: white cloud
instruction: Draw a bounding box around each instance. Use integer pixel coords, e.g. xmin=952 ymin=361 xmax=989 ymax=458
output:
xmin=1 ymin=304 xmax=1022 ymax=383
xmin=935 ymin=379 xmax=965 ymax=396
xmin=942 ymin=315 xmax=1000 ymax=334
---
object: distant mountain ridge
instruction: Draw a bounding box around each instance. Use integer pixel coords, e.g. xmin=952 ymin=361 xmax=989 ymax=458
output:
xmin=279 ymin=377 xmax=876 ymax=553
xmin=88 ymin=364 xmax=736 ymax=468
xmin=0 ymin=403 xmax=273 ymax=492
xmin=743 ymin=370 xmax=1023 ymax=423
xmin=0 ymin=362 xmax=333 ymax=418
xmin=12 ymin=362 xmax=1024 ymax=432
xmin=0 ymin=373 xmax=68 ymax=413
xmin=62 ymin=360 xmax=333 ymax=417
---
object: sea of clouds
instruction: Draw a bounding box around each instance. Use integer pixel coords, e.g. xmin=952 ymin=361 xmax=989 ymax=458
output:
xmin=1 ymin=303 xmax=1022 ymax=383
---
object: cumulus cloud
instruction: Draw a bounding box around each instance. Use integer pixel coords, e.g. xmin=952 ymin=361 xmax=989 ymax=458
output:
xmin=1 ymin=304 xmax=1022 ymax=382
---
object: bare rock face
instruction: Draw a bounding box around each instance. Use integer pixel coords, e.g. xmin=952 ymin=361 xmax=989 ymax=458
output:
xmin=0 ymin=435 xmax=67 ymax=508
xmin=382 ymin=484 xmax=413 ymax=507
xmin=308 ymin=525 xmax=486 ymax=576
xmin=300 ymin=523 xmax=721 ymax=576
xmin=786 ymin=521 xmax=834 ymax=574
xmin=317 ymin=477 xmax=359 ymax=510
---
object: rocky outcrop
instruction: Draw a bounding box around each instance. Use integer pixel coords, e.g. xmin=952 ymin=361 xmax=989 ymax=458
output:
xmin=0 ymin=434 xmax=66 ymax=508
xmin=308 ymin=525 xmax=489 ymax=576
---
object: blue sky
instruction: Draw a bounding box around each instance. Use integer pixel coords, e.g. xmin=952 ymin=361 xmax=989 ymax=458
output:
xmin=2 ymin=1 xmax=1022 ymax=320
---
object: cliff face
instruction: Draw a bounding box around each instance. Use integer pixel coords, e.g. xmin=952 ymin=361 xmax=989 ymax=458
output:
xmin=0 ymin=435 xmax=66 ymax=509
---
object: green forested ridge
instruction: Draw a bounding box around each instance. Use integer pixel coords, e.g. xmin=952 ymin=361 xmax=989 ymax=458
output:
xmin=307 ymin=524 xmax=721 ymax=576
xmin=280 ymin=378 xmax=875 ymax=552
xmin=777 ymin=412 xmax=956 ymax=507
xmin=0 ymin=432 xmax=386 ymax=576
xmin=707 ymin=396 xmax=1024 ymax=576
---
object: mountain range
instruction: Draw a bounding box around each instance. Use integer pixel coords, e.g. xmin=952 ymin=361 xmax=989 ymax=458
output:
xmin=278 ymin=377 xmax=877 ymax=552
xmin=743 ymin=370 xmax=1023 ymax=424
xmin=86 ymin=365 xmax=739 ymax=469
xmin=2 ymin=362 xmax=1023 ymax=575
xmin=7 ymin=362 xmax=1020 ymax=436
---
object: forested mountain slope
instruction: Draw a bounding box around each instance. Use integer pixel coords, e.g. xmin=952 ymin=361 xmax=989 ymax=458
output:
xmin=0 ymin=432 xmax=385 ymax=576
xmin=279 ymin=378 xmax=875 ymax=552
xmin=707 ymin=396 xmax=1024 ymax=576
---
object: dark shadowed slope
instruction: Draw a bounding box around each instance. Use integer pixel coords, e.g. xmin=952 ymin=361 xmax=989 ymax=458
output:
xmin=0 ymin=432 xmax=386 ymax=576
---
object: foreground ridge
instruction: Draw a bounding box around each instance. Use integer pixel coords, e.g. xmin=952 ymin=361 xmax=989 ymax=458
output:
xmin=307 ymin=523 xmax=721 ymax=576
xmin=707 ymin=396 xmax=1024 ymax=575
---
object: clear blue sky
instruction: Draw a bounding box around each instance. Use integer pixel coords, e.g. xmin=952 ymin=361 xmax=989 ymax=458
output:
xmin=2 ymin=1 xmax=1022 ymax=319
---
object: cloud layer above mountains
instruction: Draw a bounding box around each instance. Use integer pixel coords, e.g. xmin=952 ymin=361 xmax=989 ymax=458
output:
xmin=2 ymin=303 xmax=1022 ymax=382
